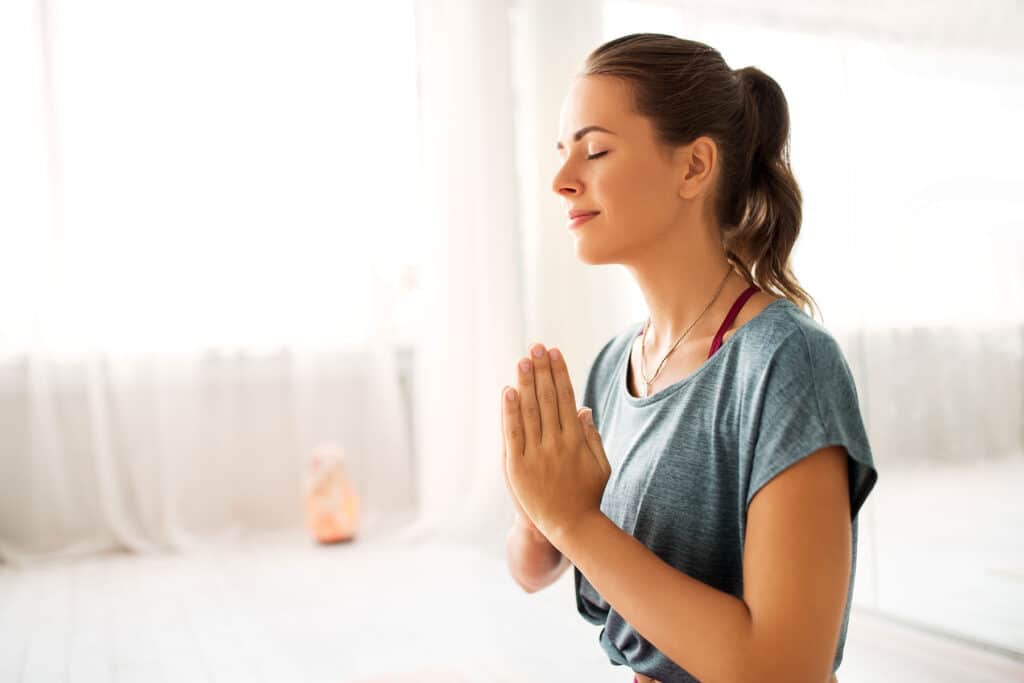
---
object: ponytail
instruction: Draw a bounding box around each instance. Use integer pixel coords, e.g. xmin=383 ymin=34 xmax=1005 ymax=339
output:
xmin=725 ymin=66 xmax=819 ymax=321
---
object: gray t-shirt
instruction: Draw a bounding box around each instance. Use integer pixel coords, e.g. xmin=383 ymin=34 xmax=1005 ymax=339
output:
xmin=574 ymin=298 xmax=878 ymax=682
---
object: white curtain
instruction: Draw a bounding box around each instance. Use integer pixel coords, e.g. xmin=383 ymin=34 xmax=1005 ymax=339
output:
xmin=0 ymin=0 xmax=418 ymax=563
xmin=394 ymin=0 xmax=637 ymax=555
xmin=0 ymin=0 xmax=643 ymax=565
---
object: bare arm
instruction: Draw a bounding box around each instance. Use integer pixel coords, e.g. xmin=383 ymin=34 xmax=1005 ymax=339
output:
xmin=549 ymin=446 xmax=851 ymax=683
xmin=505 ymin=515 xmax=572 ymax=593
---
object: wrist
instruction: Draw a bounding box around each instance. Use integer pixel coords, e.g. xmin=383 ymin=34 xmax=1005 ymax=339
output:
xmin=549 ymin=509 xmax=606 ymax=556
xmin=512 ymin=513 xmax=548 ymax=545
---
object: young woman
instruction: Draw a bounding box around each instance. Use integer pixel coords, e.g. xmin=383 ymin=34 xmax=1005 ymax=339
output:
xmin=501 ymin=34 xmax=878 ymax=683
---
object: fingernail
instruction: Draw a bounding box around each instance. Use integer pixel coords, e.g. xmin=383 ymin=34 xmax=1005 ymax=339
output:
xmin=531 ymin=345 xmax=545 ymax=359
xmin=505 ymin=388 xmax=517 ymax=402
xmin=582 ymin=409 xmax=593 ymax=425
xmin=519 ymin=359 xmax=532 ymax=373
xmin=549 ymin=348 xmax=561 ymax=362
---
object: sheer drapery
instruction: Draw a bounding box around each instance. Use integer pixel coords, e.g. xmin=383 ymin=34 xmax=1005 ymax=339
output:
xmin=389 ymin=0 xmax=638 ymax=554
xmin=0 ymin=0 xmax=641 ymax=564
xmin=0 ymin=0 xmax=419 ymax=563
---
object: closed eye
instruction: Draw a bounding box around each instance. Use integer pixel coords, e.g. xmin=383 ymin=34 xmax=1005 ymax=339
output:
xmin=587 ymin=151 xmax=609 ymax=160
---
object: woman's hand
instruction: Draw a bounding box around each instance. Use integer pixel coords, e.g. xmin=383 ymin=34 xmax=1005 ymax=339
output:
xmin=501 ymin=343 xmax=611 ymax=547
xmin=500 ymin=428 xmax=539 ymax=536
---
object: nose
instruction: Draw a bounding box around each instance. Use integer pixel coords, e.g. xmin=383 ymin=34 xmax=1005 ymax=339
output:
xmin=551 ymin=162 xmax=582 ymax=197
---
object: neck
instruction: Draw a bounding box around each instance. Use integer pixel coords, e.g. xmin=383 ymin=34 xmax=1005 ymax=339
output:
xmin=624 ymin=222 xmax=746 ymax=355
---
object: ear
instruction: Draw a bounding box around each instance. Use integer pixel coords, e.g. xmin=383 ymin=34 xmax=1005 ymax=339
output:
xmin=676 ymin=135 xmax=718 ymax=200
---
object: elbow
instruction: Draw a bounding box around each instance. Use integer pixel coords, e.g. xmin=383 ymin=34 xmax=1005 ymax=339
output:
xmin=506 ymin=566 xmax=541 ymax=594
xmin=513 ymin=575 xmax=541 ymax=594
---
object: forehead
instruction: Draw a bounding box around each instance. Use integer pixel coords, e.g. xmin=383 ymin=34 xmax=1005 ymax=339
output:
xmin=558 ymin=75 xmax=638 ymax=141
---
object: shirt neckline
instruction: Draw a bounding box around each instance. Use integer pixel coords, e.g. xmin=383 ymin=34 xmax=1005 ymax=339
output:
xmin=618 ymin=297 xmax=793 ymax=407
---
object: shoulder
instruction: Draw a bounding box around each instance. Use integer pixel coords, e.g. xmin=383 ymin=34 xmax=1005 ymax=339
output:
xmin=743 ymin=301 xmax=867 ymax=445
xmin=776 ymin=304 xmax=853 ymax=382
xmin=731 ymin=299 xmax=863 ymax=426
xmin=741 ymin=298 xmax=847 ymax=373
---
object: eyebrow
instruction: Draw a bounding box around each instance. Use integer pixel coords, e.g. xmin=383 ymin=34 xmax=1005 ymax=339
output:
xmin=555 ymin=125 xmax=617 ymax=151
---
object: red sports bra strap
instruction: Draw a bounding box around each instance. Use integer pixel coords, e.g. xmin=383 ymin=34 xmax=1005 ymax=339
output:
xmin=707 ymin=284 xmax=760 ymax=358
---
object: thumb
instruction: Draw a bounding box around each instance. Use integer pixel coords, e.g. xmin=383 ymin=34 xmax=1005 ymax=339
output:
xmin=578 ymin=408 xmax=610 ymax=476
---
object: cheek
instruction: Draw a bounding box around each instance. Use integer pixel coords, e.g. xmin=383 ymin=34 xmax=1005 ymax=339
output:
xmin=595 ymin=160 xmax=674 ymax=227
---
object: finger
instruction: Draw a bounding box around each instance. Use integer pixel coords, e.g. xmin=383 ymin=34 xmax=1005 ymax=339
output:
xmin=516 ymin=355 xmax=542 ymax=445
xmin=579 ymin=408 xmax=611 ymax=476
xmin=500 ymin=386 xmax=508 ymax=465
xmin=503 ymin=386 xmax=526 ymax=463
xmin=547 ymin=347 xmax=580 ymax=435
xmin=500 ymin=386 xmax=516 ymax=496
xmin=528 ymin=342 xmax=560 ymax=441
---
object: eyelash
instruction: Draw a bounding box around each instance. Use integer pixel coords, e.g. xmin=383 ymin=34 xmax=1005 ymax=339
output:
xmin=587 ymin=151 xmax=609 ymax=160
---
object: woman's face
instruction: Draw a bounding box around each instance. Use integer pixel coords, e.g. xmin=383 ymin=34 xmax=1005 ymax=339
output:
xmin=552 ymin=74 xmax=688 ymax=265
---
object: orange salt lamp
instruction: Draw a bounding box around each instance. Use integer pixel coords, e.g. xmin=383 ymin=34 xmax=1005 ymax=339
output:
xmin=303 ymin=444 xmax=360 ymax=544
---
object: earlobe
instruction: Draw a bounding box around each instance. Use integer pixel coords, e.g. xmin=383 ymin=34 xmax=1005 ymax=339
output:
xmin=678 ymin=175 xmax=694 ymax=199
xmin=678 ymin=161 xmax=702 ymax=199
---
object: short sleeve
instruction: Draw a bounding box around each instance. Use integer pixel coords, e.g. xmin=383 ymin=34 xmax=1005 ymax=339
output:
xmin=747 ymin=327 xmax=878 ymax=521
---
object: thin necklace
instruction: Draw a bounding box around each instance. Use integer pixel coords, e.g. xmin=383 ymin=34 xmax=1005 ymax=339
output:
xmin=638 ymin=266 xmax=733 ymax=398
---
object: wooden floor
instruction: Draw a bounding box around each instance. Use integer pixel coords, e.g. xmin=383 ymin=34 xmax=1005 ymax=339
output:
xmin=1 ymin=530 xmax=1021 ymax=683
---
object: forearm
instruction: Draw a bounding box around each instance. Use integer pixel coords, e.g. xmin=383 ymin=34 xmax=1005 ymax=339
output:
xmin=505 ymin=518 xmax=567 ymax=593
xmin=551 ymin=511 xmax=756 ymax=683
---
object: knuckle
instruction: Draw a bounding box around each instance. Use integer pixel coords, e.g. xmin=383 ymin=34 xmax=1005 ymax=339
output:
xmin=538 ymin=385 xmax=557 ymax=404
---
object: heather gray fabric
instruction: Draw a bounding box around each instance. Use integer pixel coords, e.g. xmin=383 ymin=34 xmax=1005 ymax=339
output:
xmin=574 ymin=298 xmax=878 ymax=682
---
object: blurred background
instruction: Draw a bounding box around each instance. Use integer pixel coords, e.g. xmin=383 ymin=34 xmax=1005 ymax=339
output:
xmin=0 ymin=0 xmax=1021 ymax=681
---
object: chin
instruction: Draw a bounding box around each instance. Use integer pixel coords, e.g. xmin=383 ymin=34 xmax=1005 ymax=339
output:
xmin=573 ymin=240 xmax=618 ymax=266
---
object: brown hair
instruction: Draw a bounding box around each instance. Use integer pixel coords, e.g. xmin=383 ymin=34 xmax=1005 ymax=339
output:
xmin=583 ymin=33 xmax=821 ymax=321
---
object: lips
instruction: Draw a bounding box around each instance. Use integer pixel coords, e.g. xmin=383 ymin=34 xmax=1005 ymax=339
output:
xmin=567 ymin=212 xmax=599 ymax=230
xmin=568 ymin=209 xmax=600 ymax=219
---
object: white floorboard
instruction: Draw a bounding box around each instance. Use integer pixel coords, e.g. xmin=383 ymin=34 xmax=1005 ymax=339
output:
xmin=1 ymin=529 xmax=1021 ymax=683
